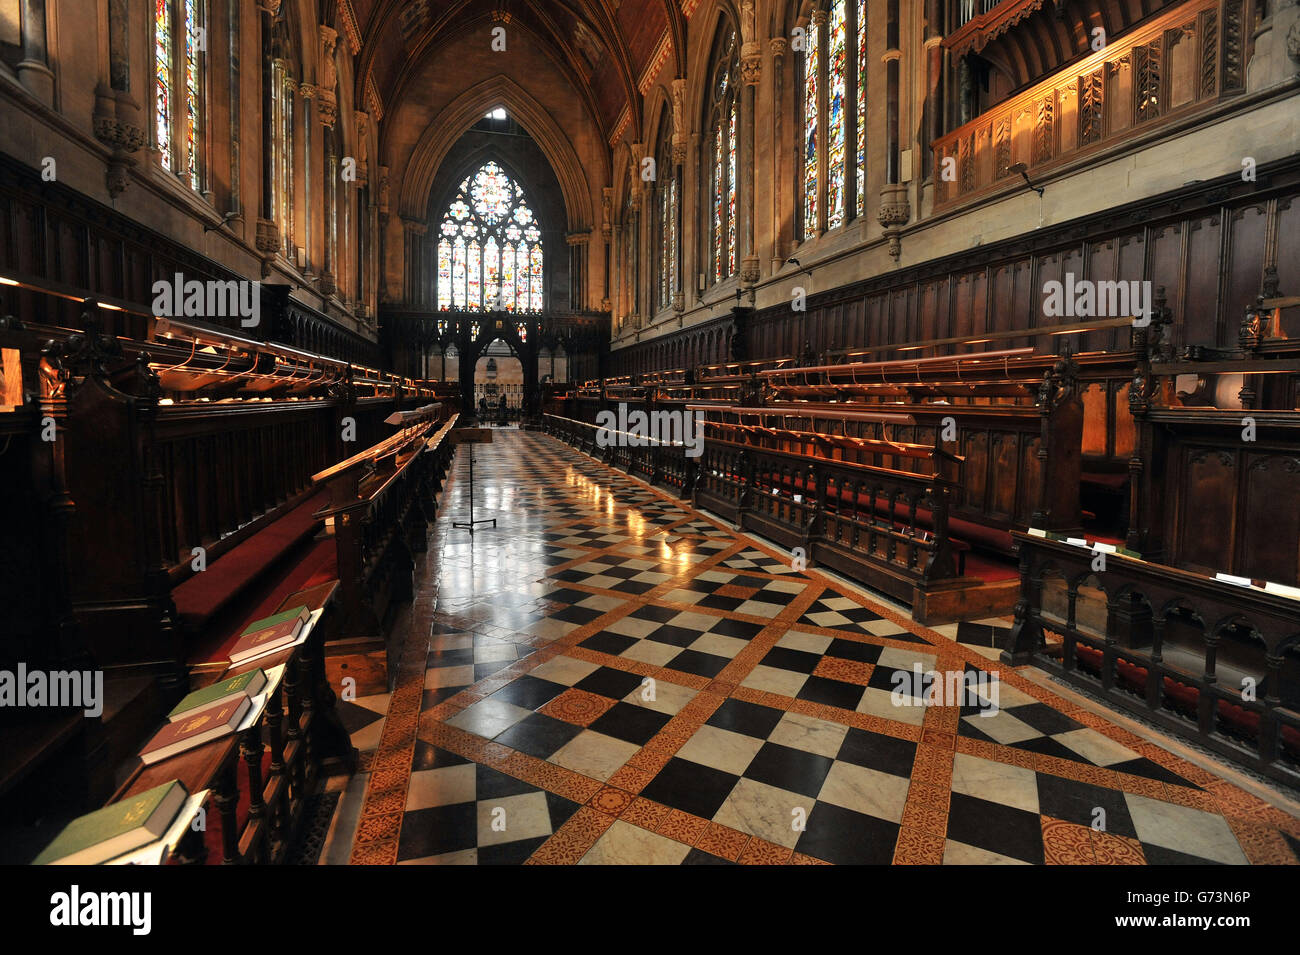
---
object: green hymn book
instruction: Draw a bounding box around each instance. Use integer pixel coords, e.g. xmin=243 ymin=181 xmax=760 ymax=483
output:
xmin=33 ymin=781 xmax=188 ymax=865
xmin=239 ymin=606 xmax=309 ymax=637
xmin=168 ymin=668 xmax=267 ymax=720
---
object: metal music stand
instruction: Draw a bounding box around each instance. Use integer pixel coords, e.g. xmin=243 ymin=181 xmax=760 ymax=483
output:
xmin=451 ymin=427 xmax=497 ymax=531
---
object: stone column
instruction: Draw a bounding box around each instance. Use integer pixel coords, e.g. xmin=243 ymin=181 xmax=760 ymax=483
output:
xmin=297 ymin=84 xmax=317 ymax=274
xmin=769 ymin=37 xmax=787 ymax=273
xmin=317 ymin=26 xmax=340 ymax=297
xmin=739 ymin=0 xmax=762 ymax=287
xmin=92 ymin=0 xmax=150 ymax=197
xmin=922 ymin=0 xmax=945 ymax=183
xmin=377 ymin=166 xmax=390 ymax=303
xmin=16 ymin=0 xmax=55 ymax=105
xmin=255 ymin=1 xmax=282 ymax=278
xmin=670 ymin=80 xmax=687 ymax=315
xmin=228 ymin=0 xmax=244 ymax=228
xmin=877 ymin=0 xmax=910 ymax=261
xmin=1246 ymin=0 xmax=1300 ymax=92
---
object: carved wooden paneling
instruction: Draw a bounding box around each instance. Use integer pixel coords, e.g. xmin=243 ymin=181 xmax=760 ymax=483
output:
xmin=989 ymin=433 xmax=1020 ymax=520
xmin=1239 ymin=455 xmax=1300 ymax=585
xmin=1079 ymin=68 xmax=1105 ymax=147
xmin=1176 ymin=448 xmax=1237 ymax=574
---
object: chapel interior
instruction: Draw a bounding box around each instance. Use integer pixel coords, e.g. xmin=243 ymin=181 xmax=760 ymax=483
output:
xmin=2 ymin=0 xmax=1300 ymax=867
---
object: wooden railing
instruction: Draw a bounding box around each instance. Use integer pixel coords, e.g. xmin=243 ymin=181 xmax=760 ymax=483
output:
xmin=313 ymin=410 xmax=458 ymax=644
xmin=1005 ymin=533 xmax=1300 ymax=787
xmin=933 ymin=0 xmax=1246 ymax=209
xmin=107 ymin=580 xmax=346 ymax=864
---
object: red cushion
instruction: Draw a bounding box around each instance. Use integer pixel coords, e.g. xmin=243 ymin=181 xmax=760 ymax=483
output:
xmin=173 ymin=490 xmax=329 ymax=630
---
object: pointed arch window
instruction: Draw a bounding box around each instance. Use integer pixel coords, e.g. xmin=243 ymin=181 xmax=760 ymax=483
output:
xmin=706 ymin=25 xmax=740 ymax=284
xmin=801 ymin=1 xmax=867 ymax=238
xmin=435 ymin=162 xmax=544 ymax=312
xmin=154 ymin=0 xmax=206 ymax=192
xmin=654 ymin=113 xmax=678 ymax=312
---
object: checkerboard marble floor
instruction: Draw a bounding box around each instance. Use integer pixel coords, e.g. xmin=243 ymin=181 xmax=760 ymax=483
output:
xmin=324 ymin=428 xmax=1300 ymax=865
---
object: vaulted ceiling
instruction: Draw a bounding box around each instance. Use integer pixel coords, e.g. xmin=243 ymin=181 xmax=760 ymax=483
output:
xmin=345 ymin=0 xmax=691 ymax=146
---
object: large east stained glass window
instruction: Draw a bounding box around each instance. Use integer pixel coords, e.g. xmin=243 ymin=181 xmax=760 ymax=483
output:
xmin=155 ymin=0 xmax=205 ymax=191
xmin=706 ymin=25 xmax=740 ymax=285
xmin=435 ymin=161 xmax=544 ymax=312
xmin=801 ymin=1 xmax=867 ymax=237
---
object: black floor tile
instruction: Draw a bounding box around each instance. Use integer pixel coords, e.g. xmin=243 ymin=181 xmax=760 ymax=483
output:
xmin=706 ymin=698 xmax=786 ymax=738
xmin=494 ymin=713 xmax=585 ymax=759
xmin=574 ymin=667 xmax=646 ymax=700
xmin=796 ymin=802 xmax=899 ymax=864
xmin=397 ymin=803 xmax=479 ymax=860
xmin=1035 ymin=774 xmax=1139 ymax=840
xmin=490 ymin=675 xmax=567 ymax=710
xmin=743 ymin=742 xmax=834 ymax=798
xmin=835 ymin=728 xmax=918 ymax=779
xmin=638 ymin=757 xmax=740 ymax=819
xmin=588 ymin=701 xmax=673 ymax=745
xmin=664 ymin=649 xmax=729 ymax=678
xmin=579 ymin=631 xmax=638 ymax=656
xmin=945 ymin=792 xmax=1044 ymax=864
xmin=796 ymin=675 xmax=867 ymax=710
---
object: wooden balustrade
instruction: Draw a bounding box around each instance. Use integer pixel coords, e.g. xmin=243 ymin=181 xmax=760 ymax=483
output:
xmin=313 ymin=411 xmax=458 ymax=651
xmin=933 ymin=0 xmax=1245 ymax=210
xmin=1005 ymin=533 xmax=1300 ymax=787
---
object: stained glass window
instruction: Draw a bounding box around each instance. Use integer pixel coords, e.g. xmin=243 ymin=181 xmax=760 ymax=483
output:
xmin=155 ymin=0 xmax=174 ymax=171
xmin=155 ymin=0 xmax=205 ymax=190
xmin=713 ymin=125 xmax=723 ymax=281
xmin=802 ymin=19 xmax=819 ymax=239
xmin=705 ymin=26 xmax=740 ymax=285
xmin=184 ymin=0 xmax=202 ymax=191
xmin=826 ymin=0 xmax=847 ymax=230
xmin=857 ymin=0 xmax=868 ymax=217
xmin=437 ymin=239 xmax=453 ymax=310
xmin=803 ymin=2 xmax=868 ymax=237
xmin=654 ymin=112 xmax=677 ymax=311
xmin=727 ymin=101 xmax=737 ymax=276
xmin=434 ymin=160 xmax=544 ymax=311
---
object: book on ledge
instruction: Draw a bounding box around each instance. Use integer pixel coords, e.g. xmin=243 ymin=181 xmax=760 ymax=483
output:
xmin=167 ymin=668 xmax=267 ymax=720
xmin=33 ymin=781 xmax=189 ymax=866
xmin=229 ymin=606 xmax=310 ymax=664
xmin=139 ymin=696 xmax=252 ymax=765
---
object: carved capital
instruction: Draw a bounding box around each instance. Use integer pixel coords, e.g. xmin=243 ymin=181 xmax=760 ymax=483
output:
xmin=258 ymin=0 xmax=281 ymax=14
xmin=318 ymin=271 xmax=337 ymax=296
xmin=255 ymin=218 xmax=281 ymax=254
xmin=298 ymin=83 xmax=318 ymax=100
xmin=740 ymin=256 xmax=761 ymax=286
xmin=317 ymin=92 xmax=338 ymax=127
xmin=670 ymin=79 xmax=687 ymax=165
xmin=93 ymin=116 xmax=146 ymax=153
xmin=769 ymin=37 xmax=788 ymax=59
xmin=741 ymin=47 xmax=763 ymax=86
xmin=877 ymin=182 xmax=911 ymax=261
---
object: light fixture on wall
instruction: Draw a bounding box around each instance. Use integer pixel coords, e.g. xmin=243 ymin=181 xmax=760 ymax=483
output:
xmin=1007 ymin=163 xmax=1044 ymax=197
xmin=786 ymin=257 xmax=814 ymax=279
xmin=203 ymin=211 xmax=239 ymax=233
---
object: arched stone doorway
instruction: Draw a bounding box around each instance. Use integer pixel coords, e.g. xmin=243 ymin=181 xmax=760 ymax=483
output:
xmin=474 ymin=338 xmax=523 ymax=424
